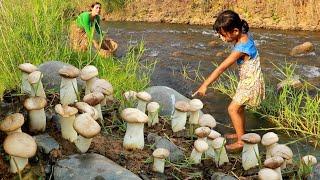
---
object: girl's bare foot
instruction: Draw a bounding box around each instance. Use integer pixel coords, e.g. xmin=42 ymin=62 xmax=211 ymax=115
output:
xmin=224 ymin=133 xmax=238 ymax=139
xmin=226 ymin=141 xmax=244 ymax=152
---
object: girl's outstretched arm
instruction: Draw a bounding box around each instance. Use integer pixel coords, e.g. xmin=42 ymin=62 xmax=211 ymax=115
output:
xmin=193 ymin=51 xmax=244 ymax=96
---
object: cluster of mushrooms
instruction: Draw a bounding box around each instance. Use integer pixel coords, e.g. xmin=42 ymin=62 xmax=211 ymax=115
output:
xmin=0 ymin=63 xmax=318 ymax=179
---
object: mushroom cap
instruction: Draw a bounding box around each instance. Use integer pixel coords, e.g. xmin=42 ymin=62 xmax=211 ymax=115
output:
xmin=212 ymin=137 xmax=226 ymax=149
xmin=258 ymin=168 xmax=280 ymax=180
xmin=264 ymin=156 xmax=284 ymax=169
xmin=194 ymin=139 xmax=209 ymax=153
xmin=55 ymin=104 xmax=78 ymax=117
xmin=270 ymin=144 xmax=293 ymax=160
xmin=136 ymin=91 xmax=152 ymax=102
xmin=261 ymin=132 xmax=279 ymax=146
xmin=199 ymin=114 xmax=216 ymax=128
xmin=28 ymin=71 xmax=43 ymax=84
xmin=189 ymin=99 xmax=203 ymax=111
xmin=75 ymin=102 xmax=99 ymax=120
xmin=18 ymin=63 xmax=38 ymax=73
xmin=241 ymin=133 xmax=261 ymax=144
xmin=0 ymin=113 xmax=24 ymax=132
xmin=195 ymin=127 xmax=211 ymax=138
xmin=302 ymin=155 xmax=317 ymax=166
xmin=3 ymin=132 xmax=37 ymax=158
xmin=207 ymin=130 xmax=221 ymax=140
xmin=92 ymin=79 xmax=113 ymax=95
xmin=73 ymin=113 xmax=101 ymax=138
xmin=24 ymin=96 xmax=47 ymax=110
xmin=121 ymin=108 xmax=148 ymax=123
xmin=174 ymin=101 xmax=190 ymax=112
xmin=59 ymin=65 xmax=80 ymax=78
xmin=147 ymin=102 xmax=160 ymax=113
xmin=83 ymin=92 xmax=104 ymax=106
xmin=80 ymin=65 xmax=98 ymax=81
xmin=123 ymin=90 xmax=137 ymax=100
xmin=152 ymin=148 xmax=170 ymax=159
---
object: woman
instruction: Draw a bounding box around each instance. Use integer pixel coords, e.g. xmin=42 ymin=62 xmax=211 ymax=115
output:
xmin=70 ymin=2 xmax=103 ymax=52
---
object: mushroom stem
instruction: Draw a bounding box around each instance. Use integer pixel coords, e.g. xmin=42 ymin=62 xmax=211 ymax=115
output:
xmin=266 ymin=143 xmax=278 ymax=159
xmin=21 ymin=72 xmax=32 ymax=95
xmin=275 ymin=167 xmax=283 ymax=180
xmin=94 ymin=104 xmax=103 ymax=121
xmin=30 ymin=81 xmax=46 ymax=98
xmin=189 ymin=110 xmax=200 ymax=124
xmin=7 ymin=129 xmax=22 ymax=135
xmin=214 ymin=147 xmax=229 ymax=167
xmin=136 ymin=100 xmax=147 ymax=113
xmin=152 ymin=157 xmax=166 ymax=173
xmin=124 ymin=123 xmax=145 ymax=150
xmin=85 ymin=77 xmax=98 ymax=95
xmin=171 ymin=110 xmax=187 ymax=132
xmin=60 ymin=78 xmax=78 ymax=105
xmin=205 ymin=139 xmax=215 ymax=159
xmin=74 ymin=135 xmax=92 ymax=153
xmin=60 ymin=115 xmax=77 ymax=142
xmin=242 ymin=143 xmax=260 ymax=170
xmin=10 ymin=156 xmax=28 ymax=173
xmin=148 ymin=111 xmax=159 ymax=127
xmin=190 ymin=148 xmax=203 ymax=164
xmin=29 ymin=109 xmax=46 ymax=132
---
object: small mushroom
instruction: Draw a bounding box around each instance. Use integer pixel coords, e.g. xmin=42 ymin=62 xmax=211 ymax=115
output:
xmin=264 ymin=156 xmax=284 ymax=180
xmin=199 ymin=114 xmax=217 ymax=129
xmin=121 ymin=108 xmax=148 ymax=150
xmin=241 ymin=133 xmax=261 ymax=170
xmin=75 ymin=102 xmax=99 ymax=120
xmin=152 ymin=148 xmax=170 ymax=173
xmin=55 ymin=104 xmax=78 ymax=142
xmin=171 ymin=101 xmax=190 ymax=132
xmin=73 ymin=113 xmax=101 ymax=153
xmin=59 ymin=65 xmax=80 ymax=105
xmin=92 ymin=78 xmax=113 ymax=106
xmin=123 ymin=90 xmax=137 ymax=101
xmin=83 ymin=92 xmax=105 ymax=121
xmin=147 ymin=102 xmax=160 ymax=127
xmin=195 ymin=127 xmax=211 ymax=140
xmin=0 ymin=113 xmax=24 ymax=135
xmin=302 ymin=155 xmax=317 ymax=166
xmin=18 ymin=63 xmax=37 ymax=95
xmin=261 ymin=132 xmax=279 ymax=159
xmin=270 ymin=144 xmax=293 ymax=169
xmin=188 ymin=99 xmax=203 ymax=135
xmin=80 ymin=65 xmax=99 ymax=95
xmin=3 ymin=132 xmax=37 ymax=173
xmin=212 ymin=137 xmax=229 ymax=166
xmin=190 ymin=139 xmax=208 ymax=164
xmin=258 ymin=168 xmax=280 ymax=180
xmin=23 ymin=96 xmax=47 ymax=132
xmin=136 ymin=91 xmax=152 ymax=113
xmin=28 ymin=71 xmax=46 ymax=98
xmin=206 ymin=130 xmax=221 ymax=159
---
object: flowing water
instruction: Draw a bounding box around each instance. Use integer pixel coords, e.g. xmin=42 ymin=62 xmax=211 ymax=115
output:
xmin=103 ymin=21 xmax=320 ymax=158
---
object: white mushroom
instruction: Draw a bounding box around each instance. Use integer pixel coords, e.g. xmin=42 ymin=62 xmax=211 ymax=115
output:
xmin=18 ymin=63 xmax=37 ymax=95
xmin=241 ymin=133 xmax=261 ymax=170
xmin=80 ymin=65 xmax=99 ymax=95
xmin=3 ymin=132 xmax=37 ymax=173
xmin=171 ymin=101 xmax=190 ymax=132
xmin=92 ymin=78 xmax=113 ymax=106
xmin=264 ymin=156 xmax=284 ymax=180
xmin=205 ymin=130 xmax=221 ymax=159
xmin=302 ymin=155 xmax=317 ymax=166
xmin=270 ymin=144 xmax=293 ymax=169
xmin=194 ymin=127 xmax=211 ymax=141
xmin=123 ymin=90 xmax=137 ymax=101
xmin=83 ymin=92 xmax=105 ymax=121
xmin=121 ymin=108 xmax=148 ymax=150
xmin=28 ymin=71 xmax=46 ymax=98
xmin=58 ymin=65 xmax=80 ymax=105
xmin=261 ymin=132 xmax=279 ymax=159
xmin=73 ymin=113 xmax=101 ymax=153
xmin=0 ymin=113 xmax=24 ymax=135
xmin=136 ymin=91 xmax=152 ymax=113
xmin=258 ymin=168 xmax=280 ymax=180
xmin=75 ymin=102 xmax=99 ymax=120
xmin=188 ymin=99 xmax=203 ymax=125
xmin=55 ymin=104 xmax=78 ymax=142
xmin=199 ymin=114 xmax=217 ymax=129
xmin=212 ymin=137 xmax=229 ymax=166
xmin=23 ymin=97 xmax=47 ymax=132
xmin=147 ymin=102 xmax=160 ymax=127
xmin=190 ymin=139 xmax=208 ymax=164
xmin=152 ymin=148 xmax=170 ymax=173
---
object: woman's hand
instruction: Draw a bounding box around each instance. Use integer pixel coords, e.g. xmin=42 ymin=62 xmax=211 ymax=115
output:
xmin=192 ymin=84 xmax=208 ymax=97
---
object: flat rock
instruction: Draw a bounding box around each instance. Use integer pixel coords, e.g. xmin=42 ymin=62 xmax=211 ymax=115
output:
xmin=54 ymin=153 xmax=141 ymax=180
xmin=33 ymin=133 xmax=59 ymax=154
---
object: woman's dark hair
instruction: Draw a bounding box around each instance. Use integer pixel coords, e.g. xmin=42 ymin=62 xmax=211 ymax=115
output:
xmin=213 ymin=10 xmax=249 ymax=34
xmin=91 ymin=2 xmax=102 ymax=9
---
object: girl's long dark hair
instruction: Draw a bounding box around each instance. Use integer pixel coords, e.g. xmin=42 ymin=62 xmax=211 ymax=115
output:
xmin=213 ymin=10 xmax=249 ymax=34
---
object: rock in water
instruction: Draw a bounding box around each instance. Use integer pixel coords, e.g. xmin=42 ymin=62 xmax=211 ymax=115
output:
xmin=290 ymin=42 xmax=314 ymax=56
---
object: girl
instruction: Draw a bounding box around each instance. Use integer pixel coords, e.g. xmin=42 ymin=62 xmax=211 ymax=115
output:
xmin=193 ymin=10 xmax=265 ymax=151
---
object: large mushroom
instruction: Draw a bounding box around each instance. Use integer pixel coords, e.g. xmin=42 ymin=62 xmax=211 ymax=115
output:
xmin=136 ymin=91 xmax=152 ymax=113
xmin=3 ymin=132 xmax=37 ymax=173
xmin=171 ymin=101 xmax=190 ymax=132
xmin=83 ymin=92 xmax=105 ymax=121
xmin=264 ymin=156 xmax=284 ymax=180
xmin=92 ymin=78 xmax=114 ymax=106
xmin=58 ymin=65 xmax=80 ymax=105
xmin=190 ymin=139 xmax=208 ymax=164
xmin=18 ymin=63 xmax=37 ymax=95
xmin=199 ymin=114 xmax=217 ymax=129
xmin=206 ymin=130 xmax=221 ymax=159
xmin=241 ymin=133 xmax=261 ymax=170
xmin=24 ymin=96 xmax=47 ymax=132
xmin=28 ymin=71 xmax=46 ymax=98
xmin=0 ymin=113 xmax=24 ymax=135
xmin=73 ymin=113 xmax=101 ymax=153
xmin=55 ymin=104 xmax=78 ymax=142
xmin=188 ymin=99 xmax=203 ymax=134
xmin=75 ymin=102 xmax=99 ymax=120
xmin=212 ymin=137 xmax=229 ymax=166
xmin=80 ymin=65 xmax=99 ymax=95
xmin=152 ymin=148 xmax=170 ymax=173
xmin=147 ymin=102 xmax=160 ymax=127
xmin=258 ymin=168 xmax=280 ymax=180
xmin=270 ymin=144 xmax=293 ymax=169
xmin=121 ymin=108 xmax=148 ymax=150
xmin=261 ymin=132 xmax=279 ymax=159
xmin=194 ymin=127 xmax=211 ymax=141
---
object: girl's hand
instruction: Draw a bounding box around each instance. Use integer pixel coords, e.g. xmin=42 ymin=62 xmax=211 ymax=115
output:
xmin=192 ymin=85 xmax=207 ymax=97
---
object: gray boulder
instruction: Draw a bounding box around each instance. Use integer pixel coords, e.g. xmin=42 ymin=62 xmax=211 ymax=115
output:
xmin=38 ymin=60 xmax=84 ymax=91
xmin=33 ymin=133 xmax=59 ymax=154
xmin=54 ymin=153 xmax=141 ymax=180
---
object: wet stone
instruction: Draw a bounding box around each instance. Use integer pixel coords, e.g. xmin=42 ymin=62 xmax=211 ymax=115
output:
xmin=54 ymin=153 xmax=141 ymax=180
xmin=33 ymin=133 xmax=60 ymax=154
